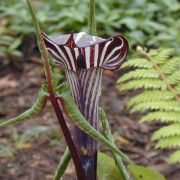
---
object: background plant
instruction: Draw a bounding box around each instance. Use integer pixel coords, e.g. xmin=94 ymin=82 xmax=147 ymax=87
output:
xmin=0 ymin=125 xmax=57 ymax=158
xmin=0 ymin=0 xmax=180 ymax=65
xmin=117 ymin=48 xmax=180 ymax=164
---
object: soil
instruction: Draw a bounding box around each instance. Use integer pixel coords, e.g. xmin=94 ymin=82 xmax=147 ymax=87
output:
xmin=0 ymin=39 xmax=179 ymax=180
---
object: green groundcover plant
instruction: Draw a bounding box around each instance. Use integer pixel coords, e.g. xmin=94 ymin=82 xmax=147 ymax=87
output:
xmin=0 ymin=0 xmax=167 ymax=179
xmin=0 ymin=0 xmax=180 ymax=65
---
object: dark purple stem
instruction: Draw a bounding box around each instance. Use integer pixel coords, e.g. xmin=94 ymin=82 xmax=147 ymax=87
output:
xmin=49 ymin=94 xmax=86 ymax=179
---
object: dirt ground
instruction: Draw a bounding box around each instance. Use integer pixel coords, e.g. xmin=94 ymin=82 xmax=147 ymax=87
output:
xmin=0 ymin=41 xmax=179 ymax=179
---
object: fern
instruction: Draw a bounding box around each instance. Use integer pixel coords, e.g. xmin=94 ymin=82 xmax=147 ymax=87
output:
xmin=169 ymin=151 xmax=180 ymax=164
xmin=141 ymin=112 xmax=180 ymax=123
xmin=117 ymin=48 xmax=180 ymax=163
xmin=119 ymin=79 xmax=167 ymax=91
xmin=155 ymin=136 xmax=180 ymax=149
xmin=128 ymin=90 xmax=174 ymax=108
xmin=119 ymin=58 xmax=153 ymax=69
xmin=152 ymin=124 xmax=180 ymax=140
xmin=118 ymin=69 xmax=159 ymax=83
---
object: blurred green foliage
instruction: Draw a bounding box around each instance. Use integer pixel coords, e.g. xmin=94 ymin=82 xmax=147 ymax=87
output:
xmin=0 ymin=0 xmax=180 ymax=63
xmin=0 ymin=125 xmax=59 ymax=158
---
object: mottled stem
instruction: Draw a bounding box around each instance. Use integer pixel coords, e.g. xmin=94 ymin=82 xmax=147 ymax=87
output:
xmin=89 ymin=0 xmax=97 ymax=35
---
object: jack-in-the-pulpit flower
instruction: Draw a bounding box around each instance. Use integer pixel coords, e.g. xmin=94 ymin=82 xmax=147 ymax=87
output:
xmin=42 ymin=32 xmax=128 ymax=176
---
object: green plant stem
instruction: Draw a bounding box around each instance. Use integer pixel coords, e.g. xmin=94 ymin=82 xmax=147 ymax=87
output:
xmin=54 ymin=148 xmax=71 ymax=180
xmin=99 ymin=108 xmax=130 ymax=180
xmin=89 ymin=0 xmax=97 ymax=35
xmin=140 ymin=50 xmax=180 ymax=102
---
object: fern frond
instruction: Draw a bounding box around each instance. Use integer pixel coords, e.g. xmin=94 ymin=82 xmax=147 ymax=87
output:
xmin=117 ymin=69 xmax=159 ymax=83
xmin=151 ymin=124 xmax=180 ymax=140
xmin=140 ymin=111 xmax=180 ymax=123
xmin=149 ymin=48 xmax=175 ymax=64
xmin=128 ymin=90 xmax=174 ymax=108
xmin=161 ymin=57 xmax=180 ymax=74
xmin=168 ymin=71 xmax=180 ymax=85
xmin=119 ymin=79 xmax=166 ymax=91
xmin=118 ymin=48 xmax=180 ymax=163
xmin=175 ymin=85 xmax=180 ymax=93
xmin=169 ymin=150 xmax=180 ymax=163
xmin=155 ymin=136 xmax=180 ymax=149
xmin=120 ymin=58 xmax=153 ymax=69
xmin=130 ymin=100 xmax=180 ymax=113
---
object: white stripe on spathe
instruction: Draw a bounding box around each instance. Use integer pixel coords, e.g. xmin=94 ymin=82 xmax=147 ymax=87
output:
xmin=104 ymin=38 xmax=124 ymax=63
xmin=75 ymin=32 xmax=86 ymax=44
xmin=94 ymin=44 xmax=99 ymax=67
xmin=57 ymin=47 xmax=72 ymax=70
xmin=74 ymin=48 xmax=79 ymax=59
xmin=64 ymin=46 xmax=76 ymax=71
xmin=99 ymin=40 xmax=112 ymax=66
xmin=92 ymin=70 xmax=102 ymax=120
xmin=104 ymin=46 xmax=122 ymax=64
xmin=106 ymin=50 xmax=127 ymax=66
xmin=87 ymin=69 xmax=101 ymax=121
xmin=90 ymin=36 xmax=97 ymax=44
xmin=104 ymin=54 xmax=120 ymax=66
xmin=85 ymin=47 xmax=90 ymax=68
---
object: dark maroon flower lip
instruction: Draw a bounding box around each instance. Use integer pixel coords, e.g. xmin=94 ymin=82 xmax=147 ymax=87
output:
xmin=42 ymin=32 xmax=129 ymax=72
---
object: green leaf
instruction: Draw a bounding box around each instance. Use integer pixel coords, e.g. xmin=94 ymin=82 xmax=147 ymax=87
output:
xmin=9 ymin=37 xmax=22 ymax=50
xmin=128 ymin=165 xmax=166 ymax=180
xmin=140 ymin=111 xmax=180 ymax=123
xmin=119 ymin=79 xmax=166 ymax=91
xmin=0 ymin=144 xmax=14 ymax=158
xmin=52 ymin=71 xmax=64 ymax=91
xmin=97 ymin=152 xmax=124 ymax=180
xmin=155 ymin=136 xmax=180 ymax=149
xmin=161 ymin=57 xmax=180 ymax=74
xmin=169 ymin=150 xmax=180 ymax=164
xmin=128 ymin=91 xmax=174 ymax=108
xmin=130 ymin=100 xmax=180 ymax=113
xmin=151 ymin=124 xmax=180 ymax=140
xmin=120 ymin=17 xmax=138 ymax=30
xmin=56 ymin=81 xmax=71 ymax=96
xmin=118 ymin=69 xmax=159 ymax=83
xmin=150 ymin=48 xmax=175 ymax=64
xmin=54 ymin=148 xmax=71 ymax=180
xmin=119 ymin=58 xmax=153 ymax=70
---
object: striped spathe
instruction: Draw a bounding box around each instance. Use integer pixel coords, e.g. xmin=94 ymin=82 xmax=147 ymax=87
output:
xmin=42 ymin=32 xmax=128 ymax=175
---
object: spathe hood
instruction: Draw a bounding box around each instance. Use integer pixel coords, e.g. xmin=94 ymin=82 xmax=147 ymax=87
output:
xmin=42 ymin=32 xmax=128 ymax=72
